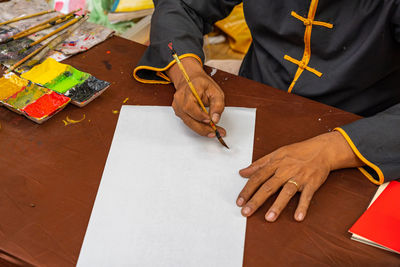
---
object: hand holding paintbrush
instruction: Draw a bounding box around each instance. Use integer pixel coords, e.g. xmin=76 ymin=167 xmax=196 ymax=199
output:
xmin=167 ymin=42 xmax=229 ymax=148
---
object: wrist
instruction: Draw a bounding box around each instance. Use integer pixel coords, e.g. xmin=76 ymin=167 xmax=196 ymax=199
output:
xmin=166 ymin=57 xmax=204 ymax=90
xmin=321 ymin=131 xmax=364 ymax=170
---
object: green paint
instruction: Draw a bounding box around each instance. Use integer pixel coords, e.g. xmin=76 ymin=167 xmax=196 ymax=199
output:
xmin=44 ymin=66 xmax=90 ymax=94
xmin=4 ymin=82 xmax=50 ymax=110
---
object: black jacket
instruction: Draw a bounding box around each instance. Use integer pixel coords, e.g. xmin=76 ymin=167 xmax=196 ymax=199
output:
xmin=134 ymin=0 xmax=400 ymax=185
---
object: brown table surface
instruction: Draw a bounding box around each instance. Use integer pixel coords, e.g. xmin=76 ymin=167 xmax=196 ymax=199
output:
xmin=0 ymin=36 xmax=398 ymax=266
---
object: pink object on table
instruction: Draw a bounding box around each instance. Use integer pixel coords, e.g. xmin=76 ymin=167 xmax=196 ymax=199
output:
xmin=54 ymin=0 xmax=86 ymax=15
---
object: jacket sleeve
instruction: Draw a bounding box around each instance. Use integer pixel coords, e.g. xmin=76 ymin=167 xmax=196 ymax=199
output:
xmin=335 ymin=104 xmax=400 ymax=185
xmin=334 ymin=3 xmax=400 ymax=185
xmin=133 ymin=0 xmax=241 ymax=84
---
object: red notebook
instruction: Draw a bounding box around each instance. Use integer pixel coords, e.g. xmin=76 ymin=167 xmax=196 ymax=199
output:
xmin=349 ymin=181 xmax=400 ymax=254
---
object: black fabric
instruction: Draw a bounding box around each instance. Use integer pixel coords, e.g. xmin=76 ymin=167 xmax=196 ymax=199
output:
xmin=341 ymin=104 xmax=400 ymax=181
xmin=136 ymin=0 xmax=400 ymax=182
xmin=136 ymin=0 xmax=241 ymax=82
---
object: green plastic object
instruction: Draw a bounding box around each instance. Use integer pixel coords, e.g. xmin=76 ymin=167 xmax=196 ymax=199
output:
xmin=87 ymin=0 xmax=134 ymax=34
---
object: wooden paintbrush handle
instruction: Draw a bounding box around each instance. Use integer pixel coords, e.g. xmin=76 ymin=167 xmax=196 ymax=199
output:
xmin=29 ymin=16 xmax=81 ymax=47
xmin=13 ymin=9 xmax=80 ymax=39
xmin=0 ymin=9 xmax=55 ymax=26
xmin=12 ymin=15 xmax=74 ymax=41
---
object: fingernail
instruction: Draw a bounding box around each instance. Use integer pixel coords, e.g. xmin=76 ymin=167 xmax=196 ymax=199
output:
xmin=266 ymin=211 xmax=276 ymax=222
xmin=208 ymin=132 xmax=216 ymax=138
xmin=203 ymin=119 xmax=210 ymax=123
xmin=296 ymin=212 xmax=304 ymax=221
xmin=242 ymin=206 xmax=251 ymax=215
xmin=237 ymin=197 xmax=244 ymax=206
xmin=212 ymin=113 xmax=220 ymax=123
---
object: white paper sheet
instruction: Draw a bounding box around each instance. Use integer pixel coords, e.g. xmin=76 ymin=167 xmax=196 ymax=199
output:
xmin=77 ymin=106 xmax=256 ymax=267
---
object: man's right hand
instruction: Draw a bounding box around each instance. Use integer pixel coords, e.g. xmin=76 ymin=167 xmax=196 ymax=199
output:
xmin=166 ymin=57 xmax=226 ymax=138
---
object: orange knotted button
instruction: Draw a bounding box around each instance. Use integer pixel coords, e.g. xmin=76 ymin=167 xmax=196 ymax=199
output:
xmin=304 ymin=19 xmax=312 ymax=26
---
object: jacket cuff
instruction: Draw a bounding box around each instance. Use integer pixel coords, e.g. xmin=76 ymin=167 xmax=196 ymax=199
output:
xmin=334 ymin=127 xmax=384 ymax=185
xmin=133 ymin=53 xmax=203 ymax=84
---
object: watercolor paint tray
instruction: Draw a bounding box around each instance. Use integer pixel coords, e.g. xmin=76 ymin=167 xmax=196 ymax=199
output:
xmin=0 ymin=74 xmax=71 ymax=124
xmin=0 ymin=58 xmax=110 ymax=123
xmin=21 ymin=57 xmax=110 ymax=108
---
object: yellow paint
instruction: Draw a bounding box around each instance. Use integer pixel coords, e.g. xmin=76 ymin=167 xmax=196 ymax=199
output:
xmin=21 ymin=57 xmax=69 ymax=85
xmin=63 ymin=114 xmax=86 ymax=126
xmin=0 ymin=73 xmax=29 ymax=100
xmin=284 ymin=0 xmax=334 ymax=93
xmin=123 ymin=97 xmax=129 ymax=104
xmin=112 ymin=110 xmax=119 ymax=114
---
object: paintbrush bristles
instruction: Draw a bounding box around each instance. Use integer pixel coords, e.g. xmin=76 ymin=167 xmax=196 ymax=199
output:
xmin=168 ymin=42 xmax=229 ymax=149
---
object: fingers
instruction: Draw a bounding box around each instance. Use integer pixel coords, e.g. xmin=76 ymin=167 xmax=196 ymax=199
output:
xmin=179 ymin=112 xmax=226 ymax=137
xmin=239 ymin=175 xmax=285 ymax=217
xmin=265 ymin=181 xmax=299 ymax=222
xmin=239 ymin=155 xmax=271 ymax=178
xmin=173 ymin=90 xmax=209 ymax=122
xmin=236 ymin=164 xmax=277 ymax=208
xmin=294 ymin=185 xmax=315 ymax=221
xmin=207 ymin=85 xmax=224 ymax=124
xmin=172 ymin=74 xmax=226 ymax=136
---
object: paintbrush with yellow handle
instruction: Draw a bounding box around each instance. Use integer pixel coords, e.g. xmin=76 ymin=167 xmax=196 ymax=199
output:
xmin=168 ymin=42 xmax=229 ymax=149
xmin=6 ymin=16 xmax=88 ymax=74
xmin=27 ymin=15 xmax=82 ymax=48
xmin=2 ymin=9 xmax=80 ymax=44
xmin=0 ymin=9 xmax=56 ymax=26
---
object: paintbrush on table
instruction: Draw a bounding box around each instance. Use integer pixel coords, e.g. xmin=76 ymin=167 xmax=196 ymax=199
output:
xmin=20 ymin=15 xmax=83 ymax=52
xmin=168 ymin=42 xmax=229 ymax=149
xmin=6 ymin=16 xmax=88 ymax=73
xmin=0 ymin=9 xmax=55 ymax=26
xmin=1 ymin=9 xmax=80 ymax=44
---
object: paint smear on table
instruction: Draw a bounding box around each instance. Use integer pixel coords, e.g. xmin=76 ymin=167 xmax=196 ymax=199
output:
xmin=0 ymin=27 xmax=19 ymax=42
xmin=0 ymin=73 xmax=29 ymax=100
xmin=0 ymin=38 xmax=39 ymax=65
xmin=3 ymin=82 xmax=50 ymax=110
xmin=22 ymin=91 xmax=70 ymax=120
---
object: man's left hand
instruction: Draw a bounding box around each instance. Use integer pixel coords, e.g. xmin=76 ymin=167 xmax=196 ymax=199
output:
xmin=236 ymin=131 xmax=364 ymax=222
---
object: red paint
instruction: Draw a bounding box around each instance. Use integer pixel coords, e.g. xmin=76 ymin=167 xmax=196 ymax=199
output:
xmin=22 ymin=92 xmax=70 ymax=119
xmin=106 ymin=51 xmax=111 ymax=54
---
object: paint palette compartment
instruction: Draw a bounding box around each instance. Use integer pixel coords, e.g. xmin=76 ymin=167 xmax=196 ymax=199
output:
xmin=0 ymin=74 xmax=71 ymax=124
xmin=64 ymin=76 xmax=110 ymax=107
xmin=21 ymin=58 xmax=110 ymax=107
xmin=21 ymin=91 xmax=71 ymax=124
xmin=0 ymin=58 xmax=111 ymax=124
